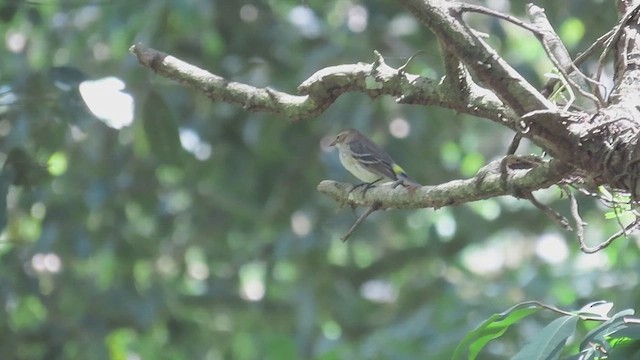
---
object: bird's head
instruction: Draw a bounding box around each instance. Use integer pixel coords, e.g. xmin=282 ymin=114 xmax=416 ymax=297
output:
xmin=330 ymin=128 xmax=358 ymax=147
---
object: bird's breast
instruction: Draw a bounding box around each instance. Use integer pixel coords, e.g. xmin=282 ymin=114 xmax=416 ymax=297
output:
xmin=339 ymin=149 xmax=382 ymax=183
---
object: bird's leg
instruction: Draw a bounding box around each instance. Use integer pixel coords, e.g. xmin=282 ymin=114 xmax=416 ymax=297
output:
xmin=349 ymin=178 xmax=382 ymax=198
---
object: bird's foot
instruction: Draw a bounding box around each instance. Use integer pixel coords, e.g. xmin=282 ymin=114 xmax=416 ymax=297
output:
xmin=348 ymin=178 xmax=382 ymax=198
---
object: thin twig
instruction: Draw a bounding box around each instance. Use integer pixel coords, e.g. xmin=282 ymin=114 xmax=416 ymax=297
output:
xmin=458 ymin=4 xmax=539 ymax=33
xmin=567 ymin=186 xmax=637 ymax=253
xmin=539 ymin=29 xmax=612 ymax=100
xmin=341 ymin=201 xmax=382 ymax=242
xmin=586 ymin=219 xmax=639 ymax=254
xmin=508 ymin=300 xmax=620 ymax=322
xmin=575 ymin=29 xmax=615 ymax=66
xmin=526 ymin=4 xmax=601 ymax=108
xmin=566 ymin=186 xmax=587 ymax=251
xmin=397 ymin=50 xmax=426 ymax=74
xmin=461 ymin=3 xmax=600 ymax=107
xmin=612 ymin=201 xmax=629 ymax=238
xmin=506 ymin=134 xmax=522 ymax=155
xmin=525 ymin=192 xmax=573 ymax=231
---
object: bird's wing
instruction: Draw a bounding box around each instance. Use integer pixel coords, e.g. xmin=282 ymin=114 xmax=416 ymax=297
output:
xmin=347 ymin=137 xmax=398 ymax=180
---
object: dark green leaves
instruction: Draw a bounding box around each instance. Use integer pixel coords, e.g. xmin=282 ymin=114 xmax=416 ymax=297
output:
xmin=512 ymin=315 xmax=578 ymax=360
xmin=455 ymin=302 xmax=640 ymax=360
xmin=3 ymin=148 xmax=50 ymax=188
xmin=453 ymin=302 xmax=541 ymax=360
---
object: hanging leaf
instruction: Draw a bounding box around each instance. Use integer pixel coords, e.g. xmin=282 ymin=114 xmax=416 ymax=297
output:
xmin=579 ymin=308 xmax=634 ymax=352
xmin=453 ymin=302 xmax=542 ymax=360
xmin=512 ymin=315 xmax=578 ymax=360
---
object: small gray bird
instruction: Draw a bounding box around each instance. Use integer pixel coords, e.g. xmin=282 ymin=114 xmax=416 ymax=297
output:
xmin=330 ymin=128 xmax=421 ymax=189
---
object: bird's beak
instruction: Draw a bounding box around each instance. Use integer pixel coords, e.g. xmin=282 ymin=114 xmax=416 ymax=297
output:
xmin=329 ymin=138 xmax=337 ymax=147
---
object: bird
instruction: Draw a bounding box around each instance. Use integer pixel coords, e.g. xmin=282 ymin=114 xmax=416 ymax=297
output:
xmin=329 ymin=128 xmax=421 ymax=190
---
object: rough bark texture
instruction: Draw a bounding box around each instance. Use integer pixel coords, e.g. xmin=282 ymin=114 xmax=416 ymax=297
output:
xmin=394 ymin=0 xmax=640 ymax=201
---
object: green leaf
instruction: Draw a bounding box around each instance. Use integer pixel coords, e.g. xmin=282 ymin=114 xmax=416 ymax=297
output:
xmin=453 ymin=302 xmax=542 ymax=360
xmin=143 ymin=92 xmax=183 ymax=164
xmin=607 ymin=338 xmax=640 ymax=360
xmin=610 ymin=323 xmax=640 ymax=340
xmin=576 ymin=301 xmax=613 ymax=317
xmin=580 ymin=308 xmax=634 ymax=350
xmin=512 ymin=315 xmax=578 ymax=360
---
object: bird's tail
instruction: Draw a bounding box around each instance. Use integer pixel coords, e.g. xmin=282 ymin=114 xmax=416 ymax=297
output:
xmin=390 ymin=163 xmax=421 ymax=190
xmin=399 ymin=174 xmax=421 ymax=190
xmin=393 ymin=167 xmax=421 ymax=190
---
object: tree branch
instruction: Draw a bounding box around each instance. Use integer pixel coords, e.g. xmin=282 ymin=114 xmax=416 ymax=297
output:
xmin=341 ymin=201 xmax=382 ymax=242
xmin=526 ymin=4 xmax=602 ymax=108
xmin=539 ymin=29 xmax=613 ymax=100
xmin=318 ymin=158 xmax=572 ymax=209
xmin=438 ymin=40 xmax=472 ymax=93
xmin=396 ymin=0 xmax=554 ymax=115
xmin=129 ymin=43 xmax=311 ymax=120
xmin=129 ymin=43 xmax=513 ymax=123
xmin=129 ymin=1 xmax=640 ymax=201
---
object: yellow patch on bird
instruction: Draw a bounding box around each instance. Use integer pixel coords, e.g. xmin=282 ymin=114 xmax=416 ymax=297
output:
xmin=392 ymin=163 xmax=406 ymax=175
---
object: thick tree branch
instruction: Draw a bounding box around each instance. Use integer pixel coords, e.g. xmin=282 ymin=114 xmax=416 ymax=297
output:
xmin=539 ymin=29 xmax=613 ymax=100
xmin=396 ymin=0 xmax=554 ymax=115
xmin=318 ymin=158 xmax=572 ymax=209
xmin=458 ymin=3 xmax=601 ymax=108
xmin=129 ymin=43 xmax=513 ymax=123
xmin=589 ymin=3 xmax=640 ymax=195
xmin=393 ymin=0 xmax=640 ymax=200
xmin=438 ymin=41 xmax=472 ymax=92
xmin=526 ymin=4 xmax=601 ymax=108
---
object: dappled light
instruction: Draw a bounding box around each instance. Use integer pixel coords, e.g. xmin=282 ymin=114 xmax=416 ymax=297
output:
xmin=2 ymin=0 xmax=640 ymax=359
xmin=78 ymin=77 xmax=134 ymax=129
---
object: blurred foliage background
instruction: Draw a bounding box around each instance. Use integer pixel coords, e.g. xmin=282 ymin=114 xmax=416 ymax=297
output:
xmin=0 ymin=0 xmax=636 ymax=359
